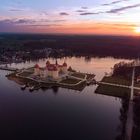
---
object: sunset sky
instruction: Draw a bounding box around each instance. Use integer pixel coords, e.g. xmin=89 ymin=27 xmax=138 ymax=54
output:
xmin=0 ymin=0 xmax=140 ymax=35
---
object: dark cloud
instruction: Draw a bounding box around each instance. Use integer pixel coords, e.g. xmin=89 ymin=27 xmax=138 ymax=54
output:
xmin=15 ymin=19 xmax=35 ymax=24
xmin=107 ymin=3 xmax=140 ymax=13
xmin=80 ymin=12 xmax=103 ymax=15
xmin=102 ymin=0 xmax=129 ymax=6
xmin=0 ymin=19 xmax=36 ymax=25
xmin=53 ymin=19 xmax=66 ymax=22
xmin=0 ymin=19 xmax=13 ymax=24
xmin=26 ymin=24 xmax=62 ymax=27
xmin=0 ymin=18 xmax=66 ymax=29
xmin=59 ymin=12 xmax=69 ymax=16
xmin=15 ymin=19 xmax=28 ymax=24
xmin=38 ymin=19 xmax=66 ymax=23
xmin=9 ymin=8 xmax=24 ymax=12
xmin=0 ymin=19 xmax=62 ymax=32
xmin=0 ymin=20 xmax=21 ymax=32
xmin=79 ymin=3 xmax=140 ymax=16
xmin=76 ymin=10 xmax=87 ymax=13
xmin=81 ymin=7 xmax=88 ymax=9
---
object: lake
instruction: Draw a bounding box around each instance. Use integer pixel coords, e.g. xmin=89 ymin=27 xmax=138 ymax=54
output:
xmin=0 ymin=57 xmax=132 ymax=140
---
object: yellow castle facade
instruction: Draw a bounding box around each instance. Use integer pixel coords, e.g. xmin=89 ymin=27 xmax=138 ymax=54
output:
xmin=34 ymin=61 xmax=68 ymax=79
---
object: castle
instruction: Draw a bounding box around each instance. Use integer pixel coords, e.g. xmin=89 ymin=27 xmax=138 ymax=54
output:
xmin=34 ymin=60 xmax=68 ymax=79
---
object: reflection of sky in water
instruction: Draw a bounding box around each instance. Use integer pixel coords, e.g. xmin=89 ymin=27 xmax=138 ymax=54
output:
xmin=9 ymin=56 xmax=132 ymax=80
xmin=0 ymin=56 xmax=132 ymax=140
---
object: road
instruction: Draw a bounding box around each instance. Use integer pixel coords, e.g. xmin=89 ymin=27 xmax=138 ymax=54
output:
xmin=98 ymin=81 xmax=130 ymax=88
xmin=125 ymin=67 xmax=135 ymax=140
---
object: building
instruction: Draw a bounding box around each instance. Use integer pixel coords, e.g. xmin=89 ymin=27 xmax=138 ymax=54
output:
xmin=34 ymin=60 xmax=68 ymax=79
xmin=34 ymin=64 xmax=40 ymax=76
xmin=137 ymin=76 xmax=140 ymax=83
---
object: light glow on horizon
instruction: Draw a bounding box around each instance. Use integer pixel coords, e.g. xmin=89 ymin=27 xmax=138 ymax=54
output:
xmin=0 ymin=0 xmax=140 ymax=35
xmin=134 ymin=27 xmax=140 ymax=33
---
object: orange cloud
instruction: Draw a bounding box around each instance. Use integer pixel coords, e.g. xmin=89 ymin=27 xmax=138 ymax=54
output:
xmin=25 ymin=21 xmax=137 ymax=36
xmin=0 ymin=18 xmax=138 ymax=36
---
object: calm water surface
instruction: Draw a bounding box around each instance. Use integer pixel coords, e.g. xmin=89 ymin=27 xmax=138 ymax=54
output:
xmin=0 ymin=57 xmax=132 ymax=140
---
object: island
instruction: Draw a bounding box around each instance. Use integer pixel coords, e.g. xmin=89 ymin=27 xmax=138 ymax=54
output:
xmin=6 ymin=60 xmax=95 ymax=91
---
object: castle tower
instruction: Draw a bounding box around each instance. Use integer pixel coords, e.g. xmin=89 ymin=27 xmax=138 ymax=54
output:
xmin=52 ymin=66 xmax=59 ymax=79
xmin=46 ymin=60 xmax=50 ymax=66
xmin=34 ymin=64 xmax=40 ymax=76
xmin=55 ymin=59 xmax=58 ymax=66
xmin=62 ymin=62 xmax=67 ymax=73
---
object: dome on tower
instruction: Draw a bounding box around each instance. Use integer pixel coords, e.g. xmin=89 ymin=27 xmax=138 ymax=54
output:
xmin=46 ymin=60 xmax=50 ymax=65
xmin=63 ymin=62 xmax=67 ymax=67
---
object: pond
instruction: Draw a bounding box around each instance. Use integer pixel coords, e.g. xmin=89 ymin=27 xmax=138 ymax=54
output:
xmin=0 ymin=56 xmax=132 ymax=140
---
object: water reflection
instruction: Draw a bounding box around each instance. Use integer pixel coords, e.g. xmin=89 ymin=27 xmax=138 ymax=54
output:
xmin=52 ymin=86 xmax=59 ymax=94
xmin=84 ymin=56 xmax=92 ymax=63
xmin=0 ymin=56 xmax=132 ymax=140
xmin=8 ymin=56 xmax=132 ymax=81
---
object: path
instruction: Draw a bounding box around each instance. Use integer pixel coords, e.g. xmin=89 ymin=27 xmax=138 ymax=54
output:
xmin=125 ymin=67 xmax=135 ymax=140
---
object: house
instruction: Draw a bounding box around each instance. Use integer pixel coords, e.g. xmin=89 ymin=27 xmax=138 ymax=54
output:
xmin=137 ymin=76 xmax=140 ymax=83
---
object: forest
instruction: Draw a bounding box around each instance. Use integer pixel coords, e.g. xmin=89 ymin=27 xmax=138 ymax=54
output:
xmin=0 ymin=33 xmax=140 ymax=58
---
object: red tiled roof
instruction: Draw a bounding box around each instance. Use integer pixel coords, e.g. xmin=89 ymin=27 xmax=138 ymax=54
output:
xmin=137 ymin=76 xmax=140 ymax=79
xmin=47 ymin=64 xmax=58 ymax=71
xmin=58 ymin=65 xmax=63 ymax=67
xmin=35 ymin=64 xmax=40 ymax=68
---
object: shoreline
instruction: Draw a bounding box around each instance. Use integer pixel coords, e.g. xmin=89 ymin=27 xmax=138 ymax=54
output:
xmin=6 ymin=69 xmax=95 ymax=91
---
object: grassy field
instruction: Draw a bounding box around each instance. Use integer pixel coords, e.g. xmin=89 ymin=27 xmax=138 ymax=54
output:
xmin=7 ymin=71 xmax=87 ymax=91
xmin=71 ymin=72 xmax=86 ymax=79
xmin=18 ymin=71 xmax=33 ymax=77
xmin=60 ymin=78 xmax=81 ymax=84
xmin=102 ymin=76 xmax=131 ymax=86
xmin=134 ymin=83 xmax=140 ymax=88
xmin=95 ymin=84 xmax=130 ymax=98
xmin=60 ymin=80 xmax=86 ymax=91
xmin=86 ymin=73 xmax=95 ymax=80
xmin=7 ymin=72 xmax=36 ymax=85
xmin=26 ymin=67 xmax=34 ymax=72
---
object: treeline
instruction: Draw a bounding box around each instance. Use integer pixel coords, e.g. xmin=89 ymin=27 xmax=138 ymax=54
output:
xmin=0 ymin=34 xmax=140 ymax=58
xmin=112 ymin=61 xmax=140 ymax=80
